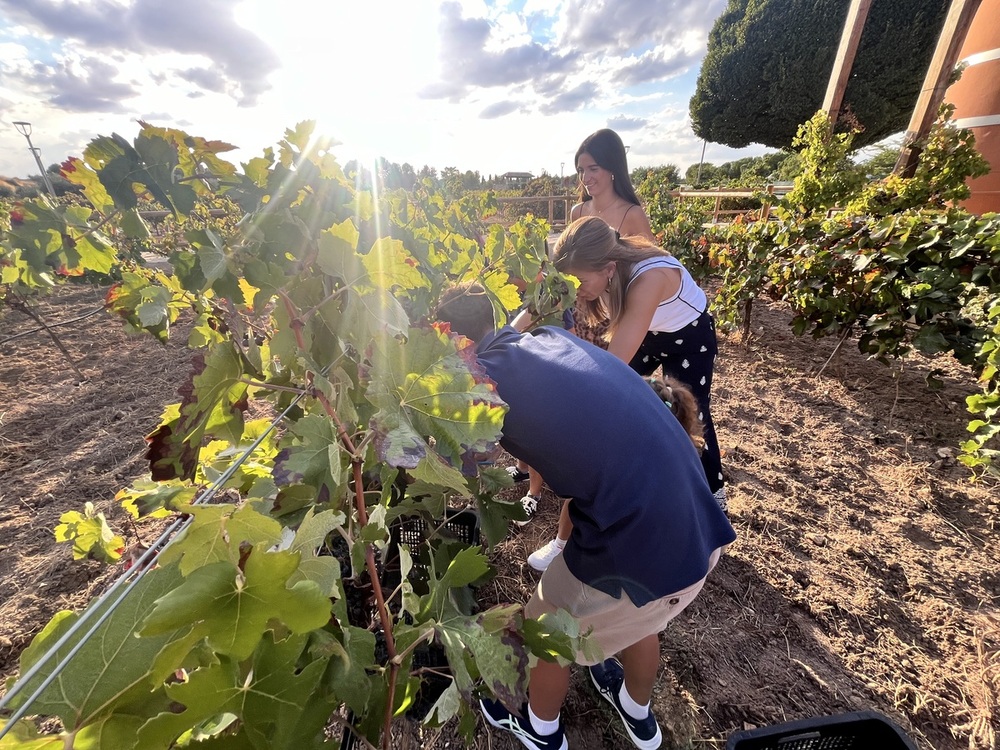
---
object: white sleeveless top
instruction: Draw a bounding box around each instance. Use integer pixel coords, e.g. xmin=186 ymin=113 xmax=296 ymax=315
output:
xmin=626 ymin=257 xmax=707 ymax=333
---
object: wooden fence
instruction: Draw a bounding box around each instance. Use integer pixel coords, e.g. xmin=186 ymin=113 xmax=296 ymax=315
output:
xmin=492 ymin=195 xmax=575 ymax=229
xmin=670 ymin=184 xmax=794 ymax=225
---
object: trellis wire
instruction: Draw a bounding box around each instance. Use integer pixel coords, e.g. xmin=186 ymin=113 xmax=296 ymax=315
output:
xmin=0 ymin=388 xmax=309 ymax=740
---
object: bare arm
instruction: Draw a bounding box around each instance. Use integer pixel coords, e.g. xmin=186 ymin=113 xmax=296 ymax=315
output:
xmin=510 ymin=307 xmax=534 ymax=332
xmin=606 ymin=268 xmax=680 ymax=363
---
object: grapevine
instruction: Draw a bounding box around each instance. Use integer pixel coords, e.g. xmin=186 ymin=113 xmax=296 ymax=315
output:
xmin=0 ymin=121 xmax=583 ymax=749
xmin=700 ymin=109 xmax=1000 ymax=475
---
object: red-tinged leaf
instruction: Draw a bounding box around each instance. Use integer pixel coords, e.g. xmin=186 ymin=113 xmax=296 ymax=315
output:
xmin=145 ymin=345 xmax=249 ymax=481
xmin=60 ymin=156 xmax=114 ymax=213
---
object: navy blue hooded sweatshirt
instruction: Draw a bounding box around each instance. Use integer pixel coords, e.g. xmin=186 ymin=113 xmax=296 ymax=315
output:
xmin=476 ymin=325 xmax=736 ymax=606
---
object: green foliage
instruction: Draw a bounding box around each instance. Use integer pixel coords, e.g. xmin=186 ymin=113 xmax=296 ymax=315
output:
xmin=707 ymin=108 xmax=1000 ymax=474
xmin=844 ymin=105 xmax=990 ymax=216
xmin=781 ymin=112 xmax=865 ymax=216
xmin=961 ymin=297 xmax=1000 ymax=476
xmin=633 ymin=171 xmax=715 ymax=280
xmin=690 ymin=0 xmax=950 ymax=150
xmin=1 ymin=121 xmax=585 ymax=748
xmin=689 ymin=105 xmax=1000 ymax=474
xmin=53 ymin=502 xmax=125 ymax=563
xmin=856 ymin=145 xmax=900 ymax=182
xmin=682 ymin=152 xmax=795 ymax=187
xmin=632 ymin=165 xmax=679 ymax=191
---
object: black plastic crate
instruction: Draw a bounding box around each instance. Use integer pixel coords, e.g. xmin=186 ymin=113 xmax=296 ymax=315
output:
xmin=384 ymin=507 xmax=481 ymax=595
xmin=726 ymin=710 xmax=917 ymax=750
xmin=391 ymin=507 xmax=481 ymax=548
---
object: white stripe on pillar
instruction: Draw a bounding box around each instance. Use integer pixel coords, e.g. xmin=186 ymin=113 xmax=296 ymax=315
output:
xmin=960 ymin=48 xmax=1000 ymax=67
xmin=952 ymin=114 xmax=1000 ymax=129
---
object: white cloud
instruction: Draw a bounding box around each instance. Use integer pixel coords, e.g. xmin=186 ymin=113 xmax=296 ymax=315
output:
xmin=0 ymin=0 xmax=770 ymax=180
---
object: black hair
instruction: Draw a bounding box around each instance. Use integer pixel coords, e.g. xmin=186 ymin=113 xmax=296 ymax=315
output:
xmin=575 ymin=129 xmax=641 ymax=207
xmin=434 ymin=283 xmax=495 ymax=342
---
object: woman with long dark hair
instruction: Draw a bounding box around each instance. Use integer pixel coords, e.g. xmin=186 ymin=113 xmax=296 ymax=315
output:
xmin=570 ymin=128 xmax=654 ymax=243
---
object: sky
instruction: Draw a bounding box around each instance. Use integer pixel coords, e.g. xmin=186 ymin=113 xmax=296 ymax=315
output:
xmin=0 ymin=0 xmax=771 ymax=182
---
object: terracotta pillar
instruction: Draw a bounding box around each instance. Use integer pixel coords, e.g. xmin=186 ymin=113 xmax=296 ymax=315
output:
xmin=945 ymin=0 xmax=1000 ymax=214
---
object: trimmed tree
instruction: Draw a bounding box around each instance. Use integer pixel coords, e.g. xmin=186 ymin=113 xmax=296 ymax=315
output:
xmin=690 ymin=0 xmax=950 ymax=150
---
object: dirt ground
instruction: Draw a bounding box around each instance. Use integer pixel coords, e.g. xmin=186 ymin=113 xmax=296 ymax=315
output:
xmin=1 ymin=283 xmax=997 ymax=750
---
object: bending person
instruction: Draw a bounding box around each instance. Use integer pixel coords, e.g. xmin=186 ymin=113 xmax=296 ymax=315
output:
xmin=436 ymin=283 xmax=735 ymax=750
xmin=514 ymin=128 xmax=656 ymax=532
xmin=557 ymin=218 xmax=725 ymax=500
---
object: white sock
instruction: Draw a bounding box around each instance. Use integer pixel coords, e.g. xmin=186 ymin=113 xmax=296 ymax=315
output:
xmin=551 ymin=537 xmax=566 ymax=549
xmin=528 ymin=704 xmax=560 ymax=736
xmin=618 ymin=682 xmax=649 ymax=720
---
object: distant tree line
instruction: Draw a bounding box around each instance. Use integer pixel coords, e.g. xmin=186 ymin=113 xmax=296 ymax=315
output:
xmin=0 ymin=163 xmax=81 ymax=199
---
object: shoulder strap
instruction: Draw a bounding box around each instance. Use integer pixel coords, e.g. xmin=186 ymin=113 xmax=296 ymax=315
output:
xmin=616 ymin=204 xmax=635 ymax=233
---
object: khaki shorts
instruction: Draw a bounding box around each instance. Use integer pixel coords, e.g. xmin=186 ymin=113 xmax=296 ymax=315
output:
xmin=525 ymin=547 xmax=722 ymax=666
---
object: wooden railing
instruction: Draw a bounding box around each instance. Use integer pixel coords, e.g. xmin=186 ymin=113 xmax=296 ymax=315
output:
xmin=670 ymin=184 xmax=793 ymax=225
xmin=492 ymin=195 xmax=575 ymax=229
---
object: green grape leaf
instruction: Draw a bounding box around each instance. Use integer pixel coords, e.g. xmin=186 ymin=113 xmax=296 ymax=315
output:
xmin=419 ymin=546 xmax=491 ymax=622
xmin=194 ymin=229 xmax=227 ymax=284
xmin=135 ymin=286 xmax=171 ymax=327
xmin=339 ymin=286 xmax=410 ymax=349
xmin=520 ymin=609 xmax=593 ymax=665
xmin=157 ymin=503 xmax=283 ymax=575
xmin=134 ymin=129 xmax=198 ymax=215
xmin=137 ymin=633 xmax=331 ymax=750
xmin=71 ymin=714 xmax=144 ymax=750
xmin=422 ymin=680 xmax=461 ymax=727
xmin=0 ymin=719 xmax=64 ymax=748
xmin=290 ymin=508 xmax=346 ymax=554
xmin=365 ymin=326 xmax=506 ymax=480
xmin=116 ymin=478 xmax=192 ymax=519
xmin=104 ymin=272 xmax=182 ymax=342
xmin=272 ymin=414 xmax=347 ymax=498
xmin=59 ymin=157 xmax=114 ymax=214
xmin=326 ymin=626 xmax=376 ymax=715
xmin=315 ymin=220 xmax=360 ymax=279
xmin=10 ymin=564 xmax=201 ymax=732
xmin=408 ymin=452 xmax=473 ymax=497
xmin=361 ymin=238 xmax=431 ymax=293
xmin=474 ymin=493 xmax=526 ymax=549
xmin=53 ymin=501 xmax=124 ymax=562
xmin=97 ymin=153 xmax=141 ymax=211
xmin=118 ymin=209 xmax=151 ymax=240
xmin=62 ymin=208 xmax=117 ymax=275
xmin=287 ymin=509 xmax=346 ymax=597
xmin=141 ymin=549 xmax=331 ymax=660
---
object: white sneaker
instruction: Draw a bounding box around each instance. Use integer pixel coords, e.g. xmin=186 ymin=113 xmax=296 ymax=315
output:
xmin=514 ymin=493 xmax=540 ymax=527
xmin=527 ymin=538 xmax=565 ymax=572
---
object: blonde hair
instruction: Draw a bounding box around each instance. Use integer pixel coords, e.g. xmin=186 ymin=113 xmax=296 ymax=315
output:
xmin=552 ymin=216 xmax=670 ymax=340
xmin=647 ymin=376 xmax=705 ymax=452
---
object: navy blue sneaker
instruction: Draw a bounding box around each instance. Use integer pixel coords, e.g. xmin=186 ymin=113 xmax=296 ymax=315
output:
xmin=480 ymin=697 xmax=568 ymax=750
xmin=589 ymin=658 xmax=663 ymax=749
